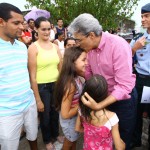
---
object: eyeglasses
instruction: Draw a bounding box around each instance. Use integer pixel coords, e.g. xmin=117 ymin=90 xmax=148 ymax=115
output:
xmin=74 ymin=33 xmax=89 ymax=44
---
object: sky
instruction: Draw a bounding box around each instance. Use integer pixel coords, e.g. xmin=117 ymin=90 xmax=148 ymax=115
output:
xmin=0 ymin=0 xmax=149 ymax=28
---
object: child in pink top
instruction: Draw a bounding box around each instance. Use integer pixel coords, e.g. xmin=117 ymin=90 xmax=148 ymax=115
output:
xmin=54 ymin=46 xmax=87 ymax=150
xmin=75 ymin=75 xmax=125 ymax=150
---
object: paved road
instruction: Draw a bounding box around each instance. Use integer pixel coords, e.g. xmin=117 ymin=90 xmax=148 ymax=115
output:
xmin=19 ymin=129 xmax=63 ymax=150
xmin=19 ymin=129 xmax=84 ymax=150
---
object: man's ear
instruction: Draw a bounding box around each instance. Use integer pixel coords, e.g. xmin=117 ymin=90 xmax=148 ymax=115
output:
xmin=0 ymin=18 xmax=6 ymax=27
xmin=88 ymin=32 xmax=96 ymax=39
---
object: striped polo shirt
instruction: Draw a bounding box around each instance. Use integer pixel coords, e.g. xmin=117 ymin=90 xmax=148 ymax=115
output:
xmin=0 ymin=38 xmax=35 ymax=116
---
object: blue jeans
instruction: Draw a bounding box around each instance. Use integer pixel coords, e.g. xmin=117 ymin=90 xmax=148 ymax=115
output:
xmin=38 ymin=82 xmax=59 ymax=144
xmin=108 ymin=88 xmax=137 ymax=150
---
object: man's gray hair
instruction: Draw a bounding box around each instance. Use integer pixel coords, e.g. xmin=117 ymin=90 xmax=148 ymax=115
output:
xmin=68 ymin=13 xmax=102 ymax=36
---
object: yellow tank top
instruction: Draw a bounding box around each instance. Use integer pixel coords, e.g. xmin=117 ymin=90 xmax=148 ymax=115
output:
xmin=35 ymin=41 xmax=60 ymax=83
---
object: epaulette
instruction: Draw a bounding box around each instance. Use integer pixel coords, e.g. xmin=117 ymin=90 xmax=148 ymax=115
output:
xmin=133 ymin=33 xmax=144 ymax=41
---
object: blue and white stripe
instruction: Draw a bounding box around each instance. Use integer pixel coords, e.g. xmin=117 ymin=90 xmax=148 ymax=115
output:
xmin=0 ymin=38 xmax=35 ymax=116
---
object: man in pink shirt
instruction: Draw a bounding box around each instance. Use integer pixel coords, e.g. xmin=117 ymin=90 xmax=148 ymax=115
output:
xmin=68 ymin=13 xmax=137 ymax=150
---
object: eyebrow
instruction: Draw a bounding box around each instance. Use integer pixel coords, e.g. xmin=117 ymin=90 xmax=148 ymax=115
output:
xmin=141 ymin=13 xmax=150 ymax=16
xmin=41 ymin=28 xmax=51 ymax=30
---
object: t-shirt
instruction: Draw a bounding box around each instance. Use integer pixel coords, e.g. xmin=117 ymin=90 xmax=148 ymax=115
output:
xmin=0 ymin=38 xmax=35 ymax=116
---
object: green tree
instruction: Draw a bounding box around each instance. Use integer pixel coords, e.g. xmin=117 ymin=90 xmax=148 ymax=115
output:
xmin=25 ymin=0 xmax=139 ymax=30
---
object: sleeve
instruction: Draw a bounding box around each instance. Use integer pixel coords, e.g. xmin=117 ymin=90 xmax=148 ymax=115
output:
xmin=109 ymin=113 xmax=119 ymax=126
xmin=110 ymin=39 xmax=136 ymax=100
xmin=130 ymin=39 xmax=136 ymax=48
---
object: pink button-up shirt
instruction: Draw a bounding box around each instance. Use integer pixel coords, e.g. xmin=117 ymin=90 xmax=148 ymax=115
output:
xmin=85 ymin=32 xmax=136 ymax=100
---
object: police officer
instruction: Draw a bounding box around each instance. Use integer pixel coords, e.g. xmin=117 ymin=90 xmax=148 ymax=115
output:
xmin=130 ymin=3 xmax=150 ymax=148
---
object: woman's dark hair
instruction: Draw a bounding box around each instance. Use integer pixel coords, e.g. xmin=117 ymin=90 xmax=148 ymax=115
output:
xmin=0 ymin=3 xmax=22 ymax=21
xmin=34 ymin=17 xmax=50 ymax=28
xmin=64 ymin=37 xmax=75 ymax=47
xmin=54 ymin=46 xmax=85 ymax=111
xmin=31 ymin=30 xmax=38 ymax=42
xmin=55 ymin=31 xmax=64 ymax=40
xmin=79 ymin=75 xmax=108 ymax=121
xmin=56 ymin=31 xmax=64 ymax=37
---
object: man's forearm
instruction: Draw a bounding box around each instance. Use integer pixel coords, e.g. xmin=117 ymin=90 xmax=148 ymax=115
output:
xmin=97 ymin=95 xmax=117 ymax=110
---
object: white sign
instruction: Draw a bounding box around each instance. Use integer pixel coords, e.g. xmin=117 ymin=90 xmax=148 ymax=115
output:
xmin=141 ymin=86 xmax=150 ymax=103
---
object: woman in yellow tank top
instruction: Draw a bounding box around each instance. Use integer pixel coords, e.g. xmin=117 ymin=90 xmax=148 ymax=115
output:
xmin=28 ymin=17 xmax=63 ymax=150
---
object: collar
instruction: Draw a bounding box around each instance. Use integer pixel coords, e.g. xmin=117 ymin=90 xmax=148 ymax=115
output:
xmin=95 ymin=32 xmax=106 ymax=52
xmin=0 ymin=38 xmax=20 ymax=45
xmin=143 ymin=30 xmax=150 ymax=39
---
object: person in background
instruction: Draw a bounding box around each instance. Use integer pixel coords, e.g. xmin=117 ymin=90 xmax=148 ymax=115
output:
xmin=53 ymin=31 xmax=65 ymax=56
xmin=51 ymin=23 xmax=56 ymax=33
xmin=31 ymin=30 xmax=38 ymax=42
xmin=28 ymin=17 xmax=63 ymax=150
xmin=19 ymin=20 xmax=32 ymax=47
xmin=54 ymin=47 xmax=87 ymax=150
xmin=0 ymin=3 xmax=38 ymax=150
xmin=64 ymin=37 xmax=76 ymax=48
xmin=124 ymin=35 xmax=133 ymax=44
xmin=130 ymin=3 xmax=150 ymax=149
xmin=68 ymin=13 xmax=137 ymax=150
xmin=117 ymin=28 xmax=121 ymax=35
xmin=27 ymin=18 xmax=38 ymax=43
xmin=27 ymin=18 xmax=35 ymax=33
xmin=49 ymin=23 xmax=55 ymax=42
xmin=54 ymin=18 xmax=65 ymax=39
xmin=76 ymin=75 xmax=125 ymax=150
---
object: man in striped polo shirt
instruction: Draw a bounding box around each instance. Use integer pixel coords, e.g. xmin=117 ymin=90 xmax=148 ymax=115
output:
xmin=0 ymin=3 xmax=38 ymax=150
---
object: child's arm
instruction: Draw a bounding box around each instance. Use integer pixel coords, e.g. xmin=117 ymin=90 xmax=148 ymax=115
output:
xmin=112 ymin=123 xmax=125 ymax=150
xmin=75 ymin=113 xmax=84 ymax=133
xmin=61 ymin=83 xmax=78 ymax=119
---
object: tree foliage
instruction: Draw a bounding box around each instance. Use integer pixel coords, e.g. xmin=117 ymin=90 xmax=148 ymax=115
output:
xmin=25 ymin=0 xmax=139 ymax=30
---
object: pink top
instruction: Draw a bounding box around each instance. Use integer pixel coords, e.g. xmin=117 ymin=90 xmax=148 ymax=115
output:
xmin=85 ymin=32 xmax=136 ymax=100
xmin=83 ymin=113 xmax=119 ymax=150
xmin=71 ymin=76 xmax=83 ymax=107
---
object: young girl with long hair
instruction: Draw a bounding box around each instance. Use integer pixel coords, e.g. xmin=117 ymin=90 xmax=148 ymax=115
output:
xmin=54 ymin=46 xmax=87 ymax=150
xmin=76 ymin=75 xmax=125 ymax=150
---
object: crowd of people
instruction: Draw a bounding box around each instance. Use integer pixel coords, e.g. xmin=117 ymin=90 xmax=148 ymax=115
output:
xmin=0 ymin=2 xmax=150 ymax=150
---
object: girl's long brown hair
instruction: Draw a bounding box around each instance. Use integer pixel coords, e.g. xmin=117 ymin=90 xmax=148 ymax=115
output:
xmin=54 ymin=46 xmax=85 ymax=111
